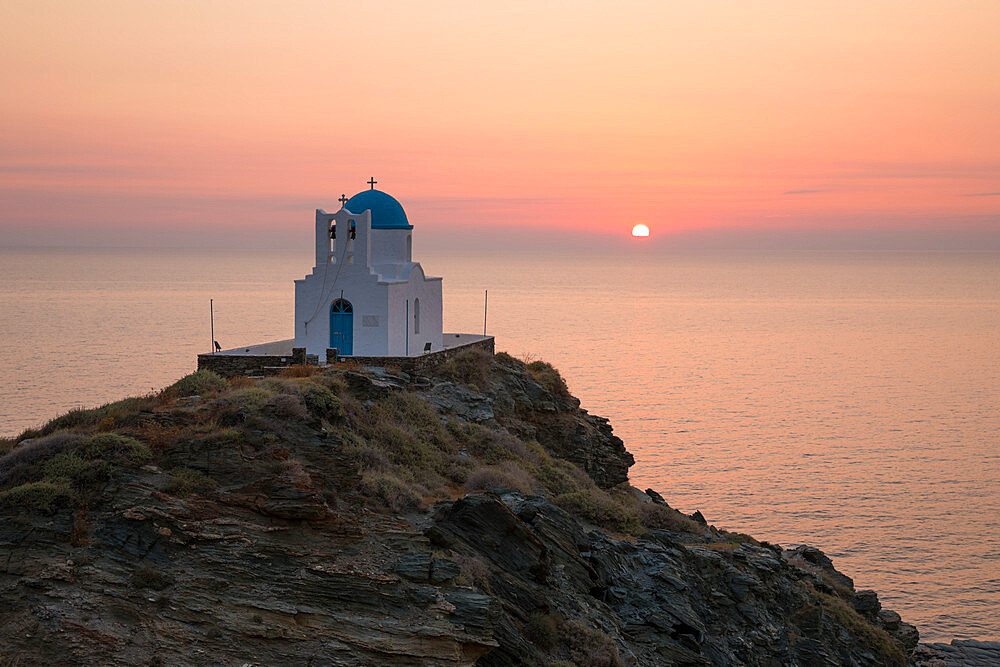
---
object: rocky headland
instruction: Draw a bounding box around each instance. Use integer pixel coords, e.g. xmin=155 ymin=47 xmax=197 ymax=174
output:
xmin=0 ymin=350 xmax=987 ymax=665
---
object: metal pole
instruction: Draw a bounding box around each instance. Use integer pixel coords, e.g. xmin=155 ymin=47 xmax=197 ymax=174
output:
xmin=405 ymin=300 xmax=409 ymax=356
xmin=210 ymin=299 xmax=215 ymax=354
xmin=483 ymin=290 xmax=488 ymax=337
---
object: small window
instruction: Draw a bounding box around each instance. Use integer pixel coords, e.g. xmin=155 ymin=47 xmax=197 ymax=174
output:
xmin=407 ymin=234 xmax=412 ymax=261
xmin=414 ymin=297 xmax=420 ymax=334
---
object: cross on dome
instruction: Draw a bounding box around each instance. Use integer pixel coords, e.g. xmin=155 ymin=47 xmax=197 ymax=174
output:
xmin=338 ymin=194 xmax=348 ymax=205
xmin=368 ymin=177 xmax=377 ymax=190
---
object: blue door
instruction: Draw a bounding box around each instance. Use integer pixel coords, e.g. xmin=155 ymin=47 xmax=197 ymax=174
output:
xmin=330 ymin=299 xmax=353 ymax=355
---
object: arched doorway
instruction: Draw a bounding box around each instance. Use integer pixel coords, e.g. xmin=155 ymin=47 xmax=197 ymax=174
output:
xmin=330 ymin=298 xmax=353 ymax=355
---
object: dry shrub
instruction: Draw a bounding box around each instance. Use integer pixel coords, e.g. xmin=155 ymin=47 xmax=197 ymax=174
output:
xmin=281 ymin=364 xmax=318 ymax=378
xmin=554 ymin=487 xmax=641 ymax=534
xmin=815 ymin=590 xmax=905 ymax=663
xmin=228 ymin=375 xmax=256 ymax=389
xmin=136 ymin=420 xmax=181 ymax=453
xmin=492 ymin=351 xmax=523 ymax=368
xmin=526 ymin=361 xmax=571 ymax=400
xmin=444 ymin=454 xmax=476 ymax=484
xmin=525 ymin=612 xmax=559 ymax=651
xmin=533 ymin=454 xmax=592 ymax=496
xmin=356 ymin=446 xmax=390 ymax=471
xmin=359 ymin=471 xmax=422 ymax=512
xmin=42 ymin=396 xmax=153 ymax=434
xmin=70 ymin=509 xmax=89 ymax=546
xmin=281 ymin=458 xmax=312 ymax=488
xmin=328 ymin=359 xmax=363 ymax=373
xmin=224 ymin=387 xmax=274 ymax=411
xmin=131 ymin=563 xmax=173 ymax=591
xmin=639 ymin=502 xmax=701 ymax=534
xmin=267 ymin=393 xmax=309 ymax=420
xmin=456 ymin=554 xmax=491 ymax=592
xmin=165 ymin=467 xmax=217 ymax=497
xmin=437 ymin=349 xmax=492 ymax=389
xmin=558 ymin=620 xmax=623 ymax=667
xmin=458 ymin=423 xmax=537 ymax=465
xmin=464 ymin=461 xmax=536 ymax=493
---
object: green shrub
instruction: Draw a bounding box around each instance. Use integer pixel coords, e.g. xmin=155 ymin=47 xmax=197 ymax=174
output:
xmin=78 ymin=433 xmax=152 ymax=463
xmin=168 ymin=370 xmax=228 ymax=397
xmin=298 ymin=382 xmax=343 ymax=419
xmin=43 ymin=407 xmax=100 ymax=432
xmin=0 ymin=480 xmax=75 ymax=514
xmin=43 ymin=453 xmax=109 ymax=488
xmin=259 ymin=377 xmax=297 ymax=395
xmin=554 ymin=488 xmax=641 ymax=534
xmin=165 ymin=467 xmax=217 ymax=497
xmin=0 ymin=431 xmax=86 ymax=487
xmin=225 ymin=387 xmax=274 ymax=411
xmin=310 ymin=373 xmax=349 ymax=394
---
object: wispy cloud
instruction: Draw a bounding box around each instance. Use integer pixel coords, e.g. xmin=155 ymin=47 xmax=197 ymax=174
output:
xmin=960 ymin=192 xmax=1000 ymax=197
xmin=783 ymin=189 xmax=823 ymax=195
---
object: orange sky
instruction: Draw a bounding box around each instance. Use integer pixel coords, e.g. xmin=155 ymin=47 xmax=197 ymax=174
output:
xmin=1 ymin=1 xmax=998 ymax=249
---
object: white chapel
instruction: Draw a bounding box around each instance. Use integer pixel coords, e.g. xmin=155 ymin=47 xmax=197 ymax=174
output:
xmin=293 ymin=182 xmax=443 ymax=357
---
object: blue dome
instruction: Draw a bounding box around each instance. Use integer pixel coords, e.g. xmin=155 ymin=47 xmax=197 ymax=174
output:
xmin=345 ymin=189 xmax=412 ymax=230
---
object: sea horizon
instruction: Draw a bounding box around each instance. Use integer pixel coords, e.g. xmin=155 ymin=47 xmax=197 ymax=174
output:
xmin=1 ymin=245 xmax=997 ymax=643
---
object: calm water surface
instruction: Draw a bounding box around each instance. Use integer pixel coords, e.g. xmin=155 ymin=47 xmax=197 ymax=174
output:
xmin=1 ymin=247 xmax=997 ymax=641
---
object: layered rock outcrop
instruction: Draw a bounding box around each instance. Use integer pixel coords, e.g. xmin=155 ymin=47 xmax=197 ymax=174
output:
xmin=0 ymin=353 xmax=926 ymax=665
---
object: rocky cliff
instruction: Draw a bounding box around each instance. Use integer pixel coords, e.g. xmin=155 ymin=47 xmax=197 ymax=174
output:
xmin=0 ymin=351 xmax=929 ymax=665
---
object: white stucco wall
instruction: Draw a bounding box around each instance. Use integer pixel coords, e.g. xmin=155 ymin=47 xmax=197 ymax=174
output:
xmin=293 ymin=203 xmax=443 ymax=357
xmin=371 ymin=228 xmax=412 ymax=263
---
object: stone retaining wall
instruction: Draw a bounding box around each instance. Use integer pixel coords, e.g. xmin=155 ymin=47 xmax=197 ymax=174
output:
xmin=199 ymin=336 xmax=494 ymax=377
xmin=326 ymin=336 xmax=494 ymax=373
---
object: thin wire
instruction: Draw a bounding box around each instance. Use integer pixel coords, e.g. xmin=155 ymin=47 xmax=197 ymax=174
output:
xmin=304 ymin=218 xmax=349 ymax=329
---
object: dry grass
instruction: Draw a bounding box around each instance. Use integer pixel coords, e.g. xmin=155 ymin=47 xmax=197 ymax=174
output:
xmin=281 ymin=364 xmax=319 ymax=378
xmin=526 ymin=360 xmax=571 ymax=400
xmin=815 ymin=590 xmax=905 ymax=664
xmin=436 ymin=349 xmax=492 ymax=389
xmin=463 ymin=461 xmax=535 ymax=493
xmin=165 ymin=467 xmax=217 ymax=497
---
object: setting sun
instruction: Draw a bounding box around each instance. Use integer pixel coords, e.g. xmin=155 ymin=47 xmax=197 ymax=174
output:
xmin=631 ymin=224 xmax=650 ymax=237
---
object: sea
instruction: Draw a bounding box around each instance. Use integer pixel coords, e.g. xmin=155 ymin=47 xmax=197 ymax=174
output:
xmin=0 ymin=246 xmax=997 ymax=642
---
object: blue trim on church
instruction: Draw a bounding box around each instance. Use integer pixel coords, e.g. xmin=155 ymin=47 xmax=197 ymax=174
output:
xmin=330 ymin=299 xmax=354 ymax=355
xmin=345 ymin=189 xmax=413 ymax=230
